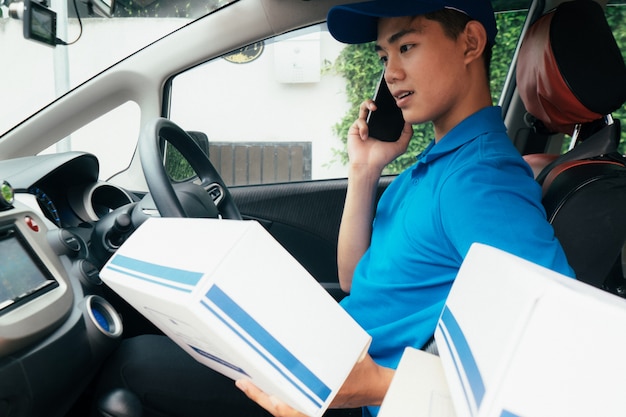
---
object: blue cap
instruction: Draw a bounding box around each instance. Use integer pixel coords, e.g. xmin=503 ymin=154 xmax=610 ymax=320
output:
xmin=327 ymin=0 xmax=497 ymax=45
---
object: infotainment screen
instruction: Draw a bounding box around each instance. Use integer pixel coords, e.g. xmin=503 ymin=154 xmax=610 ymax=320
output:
xmin=0 ymin=224 xmax=59 ymax=314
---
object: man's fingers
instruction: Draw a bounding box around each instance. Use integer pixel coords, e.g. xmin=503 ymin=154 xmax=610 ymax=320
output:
xmin=235 ymin=379 xmax=310 ymax=417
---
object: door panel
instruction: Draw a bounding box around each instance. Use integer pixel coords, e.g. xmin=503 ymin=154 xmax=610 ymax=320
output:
xmin=230 ymin=177 xmax=393 ymax=301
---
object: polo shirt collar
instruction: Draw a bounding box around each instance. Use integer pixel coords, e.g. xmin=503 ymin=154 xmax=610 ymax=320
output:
xmin=415 ymin=106 xmax=505 ymax=165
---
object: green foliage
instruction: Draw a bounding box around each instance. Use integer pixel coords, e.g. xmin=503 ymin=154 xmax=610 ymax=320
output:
xmin=490 ymin=12 xmax=526 ymax=103
xmin=164 ymin=142 xmax=196 ymax=182
xmin=607 ymin=5 xmax=626 ymax=154
xmin=330 ymin=10 xmax=527 ymax=174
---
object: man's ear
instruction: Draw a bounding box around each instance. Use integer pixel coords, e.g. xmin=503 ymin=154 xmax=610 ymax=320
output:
xmin=463 ymin=20 xmax=488 ymax=64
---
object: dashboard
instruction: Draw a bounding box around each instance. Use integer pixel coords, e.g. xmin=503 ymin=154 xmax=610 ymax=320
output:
xmin=0 ymin=152 xmax=143 ymax=417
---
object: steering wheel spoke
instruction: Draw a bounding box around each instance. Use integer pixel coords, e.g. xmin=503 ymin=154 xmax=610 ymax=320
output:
xmin=204 ymin=183 xmax=225 ymax=206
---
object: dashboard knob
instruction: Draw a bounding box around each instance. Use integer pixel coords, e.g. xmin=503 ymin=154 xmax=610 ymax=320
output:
xmin=106 ymin=213 xmax=132 ymax=248
xmin=47 ymin=228 xmax=83 ymax=257
xmin=78 ymin=259 xmax=102 ymax=286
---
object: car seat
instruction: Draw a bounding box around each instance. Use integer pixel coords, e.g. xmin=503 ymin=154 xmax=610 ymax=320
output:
xmin=516 ymin=0 xmax=626 ymax=296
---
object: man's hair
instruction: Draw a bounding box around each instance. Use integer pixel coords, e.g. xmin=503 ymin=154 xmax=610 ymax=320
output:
xmin=423 ymin=9 xmax=493 ymax=80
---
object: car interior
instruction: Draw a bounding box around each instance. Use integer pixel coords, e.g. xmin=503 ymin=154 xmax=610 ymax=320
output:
xmin=1 ymin=0 xmax=626 ymax=416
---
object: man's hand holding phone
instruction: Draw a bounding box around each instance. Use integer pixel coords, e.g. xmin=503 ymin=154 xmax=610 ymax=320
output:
xmin=346 ymin=74 xmax=412 ymax=174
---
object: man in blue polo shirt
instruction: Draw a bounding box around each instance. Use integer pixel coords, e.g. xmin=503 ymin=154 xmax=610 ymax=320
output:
xmin=238 ymin=0 xmax=574 ymax=416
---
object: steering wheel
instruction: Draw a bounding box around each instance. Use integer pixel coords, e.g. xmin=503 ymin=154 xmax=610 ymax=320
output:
xmin=138 ymin=117 xmax=242 ymax=220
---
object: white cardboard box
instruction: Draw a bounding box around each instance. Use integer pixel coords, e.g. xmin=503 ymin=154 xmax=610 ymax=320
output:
xmin=378 ymin=347 xmax=456 ymax=417
xmin=436 ymin=243 xmax=626 ymax=417
xmin=100 ymin=217 xmax=371 ymax=417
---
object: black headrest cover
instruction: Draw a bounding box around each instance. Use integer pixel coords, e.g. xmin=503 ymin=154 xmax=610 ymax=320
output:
xmin=550 ymin=0 xmax=626 ymax=115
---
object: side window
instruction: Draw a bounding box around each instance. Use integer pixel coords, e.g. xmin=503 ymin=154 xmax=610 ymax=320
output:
xmin=170 ymin=14 xmax=526 ymax=186
xmin=170 ymin=25 xmax=348 ymax=186
xmin=607 ymin=2 xmax=626 ymax=154
xmin=491 ymin=10 xmax=527 ymax=104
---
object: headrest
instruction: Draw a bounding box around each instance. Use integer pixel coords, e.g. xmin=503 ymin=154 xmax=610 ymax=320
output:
xmin=516 ymin=0 xmax=626 ymax=135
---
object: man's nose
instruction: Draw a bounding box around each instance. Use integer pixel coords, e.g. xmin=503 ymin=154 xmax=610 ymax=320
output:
xmin=384 ymin=59 xmax=404 ymax=84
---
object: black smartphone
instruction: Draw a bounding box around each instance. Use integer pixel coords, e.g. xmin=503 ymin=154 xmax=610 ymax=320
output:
xmin=366 ymin=73 xmax=405 ymax=142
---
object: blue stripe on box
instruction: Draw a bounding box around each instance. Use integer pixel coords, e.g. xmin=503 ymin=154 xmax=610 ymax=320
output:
xmin=203 ymin=285 xmax=331 ymax=407
xmin=439 ymin=306 xmax=486 ymax=415
xmin=108 ymin=254 xmax=203 ymax=289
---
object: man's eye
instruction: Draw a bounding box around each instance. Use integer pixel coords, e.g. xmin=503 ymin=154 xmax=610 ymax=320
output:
xmin=400 ymin=44 xmax=414 ymax=53
xmin=378 ymin=55 xmax=388 ymax=64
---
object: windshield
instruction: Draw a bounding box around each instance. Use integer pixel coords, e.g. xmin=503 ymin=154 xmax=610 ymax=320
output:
xmin=0 ymin=0 xmax=233 ymax=137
